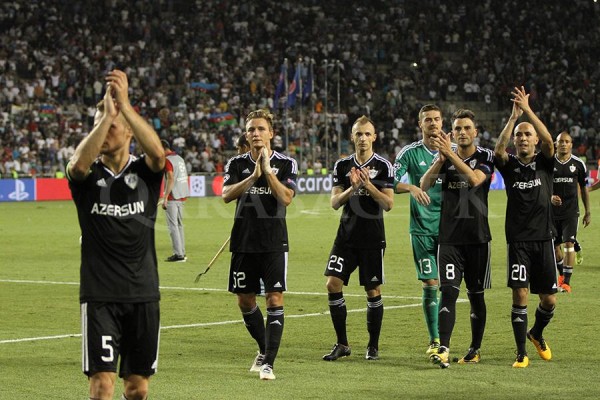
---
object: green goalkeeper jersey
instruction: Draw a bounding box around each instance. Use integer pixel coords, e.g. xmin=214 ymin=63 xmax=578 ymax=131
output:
xmin=394 ymin=140 xmax=444 ymax=236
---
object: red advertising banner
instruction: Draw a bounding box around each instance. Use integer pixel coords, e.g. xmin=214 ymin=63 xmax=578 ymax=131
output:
xmin=36 ymin=178 xmax=72 ymax=201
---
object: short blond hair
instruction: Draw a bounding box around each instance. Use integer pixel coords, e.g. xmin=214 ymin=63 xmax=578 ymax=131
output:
xmin=246 ymin=109 xmax=274 ymax=131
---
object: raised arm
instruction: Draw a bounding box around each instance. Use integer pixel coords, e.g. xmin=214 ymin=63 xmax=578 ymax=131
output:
xmin=106 ymin=69 xmax=165 ymax=172
xmin=512 ymin=86 xmax=554 ymax=159
xmin=431 ymin=132 xmax=487 ymax=187
xmin=357 ymin=168 xmax=394 ymax=211
xmin=222 ymin=158 xmax=261 ymax=203
xmin=260 ymin=148 xmax=294 ymax=206
xmin=494 ymin=102 xmax=522 ymax=166
xmin=420 ymin=156 xmax=444 ymax=192
xmin=67 ymin=89 xmax=116 ymax=181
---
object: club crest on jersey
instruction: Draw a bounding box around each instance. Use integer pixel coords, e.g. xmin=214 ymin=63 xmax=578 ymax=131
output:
xmin=469 ymin=159 xmax=477 ymax=169
xmin=271 ymin=167 xmax=279 ymax=175
xmin=124 ymin=173 xmax=138 ymax=189
xmin=369 ymin=169 xmax=378 ymax=179
xmin=569 ymin=165 xmax=576 ymax=173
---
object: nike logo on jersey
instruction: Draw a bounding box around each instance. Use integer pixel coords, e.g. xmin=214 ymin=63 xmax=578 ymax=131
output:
xmin=96 ymin=178 xmax=107 ymax=187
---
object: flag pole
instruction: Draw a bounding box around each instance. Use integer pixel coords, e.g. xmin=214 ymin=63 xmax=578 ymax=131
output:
xmin=336 ymin=59 xmax=341 ymax=159
xmin=323 ymin=59 xmax=329 ymax=170
xmin=298 ymin=57 xmax=304 ymax=173
xmin=284 ymin=58 xmax=289 ymax=155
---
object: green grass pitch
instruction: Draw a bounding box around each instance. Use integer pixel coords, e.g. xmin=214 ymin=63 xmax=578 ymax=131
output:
xmin=1 ymin=191 xmax=600 ymax=399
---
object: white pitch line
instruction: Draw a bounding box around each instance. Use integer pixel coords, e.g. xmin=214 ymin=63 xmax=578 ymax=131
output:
xmin=0 ymin=279 xmax=465 ymax=344
xmin=0 ymin=300 xmax=466 ymax=345
xmin=0 ymin=279 xmax=423 ymax=300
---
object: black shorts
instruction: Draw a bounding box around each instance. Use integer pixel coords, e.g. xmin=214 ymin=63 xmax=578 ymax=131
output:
xmin=228 ymin=252 xmax=288 ymax=294
xmin=81 ymin=302 xmax=160 ymax=378
xmin=324 ymin=243 xmax=385 ymax=290
xmin=553 ymin=217 xmax=579 ymax=244
xmin=437 ymin=242 xmax=491 ymax=291
xmin=506 ymin=240 xmax=558 ymax=294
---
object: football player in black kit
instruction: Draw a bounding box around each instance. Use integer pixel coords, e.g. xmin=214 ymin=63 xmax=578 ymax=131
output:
xmin=494 ymin=86 xmax=557 ymax=368
xmin=551 ymin=131 xmax=591 ymax=293
xmin=222 ymin=109 xmax=298 ymax=380
xmin=421 ymin=109 xmax=495 ymax=367
xmin=322 ymin=116 xmax=394 ymax=362
xmin=67 ymin=70 xmax=165 ymax=400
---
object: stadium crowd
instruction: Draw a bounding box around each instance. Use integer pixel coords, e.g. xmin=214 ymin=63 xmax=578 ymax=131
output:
xmin=0 ymin=0 xmax=598 ymax=178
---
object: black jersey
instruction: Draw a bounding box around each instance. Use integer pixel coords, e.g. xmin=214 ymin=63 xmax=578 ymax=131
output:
xmin=552 ymin=155 xmax=587 ymax=220
xmin=332 ymin=153 xmax=394 ymax=249
xmin=223 ymin=151 xmax=298 ymax=253
xmin=438 ymin=147 xmax=494 ymax=245
xmin=68 ymin=155 xmax=163 ymax=303
xmin=496 ymin=152 xmax=554 ymax=242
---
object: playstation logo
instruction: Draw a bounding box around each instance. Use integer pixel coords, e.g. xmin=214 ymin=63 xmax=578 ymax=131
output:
xmin=9 ymin=180 xmax=30 ymax=201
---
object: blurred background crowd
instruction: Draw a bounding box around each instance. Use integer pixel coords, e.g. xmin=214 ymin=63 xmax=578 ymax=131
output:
xmin=0 ymin=0 xmax=598 ymax=178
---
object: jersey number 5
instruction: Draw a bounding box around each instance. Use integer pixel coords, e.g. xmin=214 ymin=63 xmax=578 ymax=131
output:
xmin=101 ymin=335 xmax=114 ymax=362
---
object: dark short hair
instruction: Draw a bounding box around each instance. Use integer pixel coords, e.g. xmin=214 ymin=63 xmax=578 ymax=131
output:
xmin=451 ymin=109 xmax=476 ymax=123
xmin=419 ymin=104 xmax=442 ymax=121
xmin=236 ymin=135 xmax=249 ymax=148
